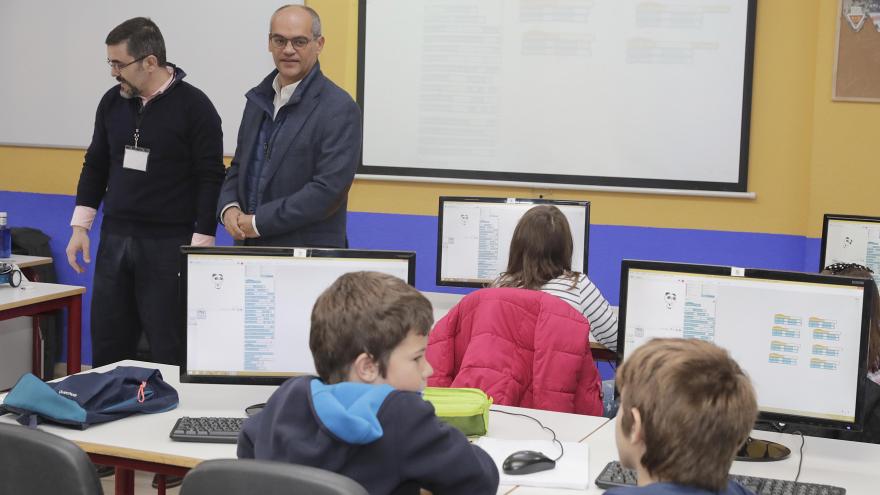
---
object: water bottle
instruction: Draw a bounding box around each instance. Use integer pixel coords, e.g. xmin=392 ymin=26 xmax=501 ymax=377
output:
xmin=0 ymin=212 xmax=11 ymax=258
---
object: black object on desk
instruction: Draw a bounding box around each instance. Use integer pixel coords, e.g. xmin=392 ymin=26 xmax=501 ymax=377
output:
xmin=502 ymin=450 xmax=556 ymax=475
xmin=594 ymin=461 xmax=846 ymax=495
xmin=169 ymin=417 xmax=245 ymax=444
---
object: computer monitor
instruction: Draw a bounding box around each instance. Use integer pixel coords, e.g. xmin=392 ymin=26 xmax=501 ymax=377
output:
xmin=436 ymin=197 xmax=590 ymax=288
xmin=618 ymin=260 xmax=871 ymax=433
xmin=821 ymin=214 xmax=880 ymax=288
xmin=179 ymin=246 xmax=416 ymax=385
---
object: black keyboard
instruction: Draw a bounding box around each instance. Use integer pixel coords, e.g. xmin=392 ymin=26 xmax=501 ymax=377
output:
xmin=169 ymin=416 xmax=245 ymax=444
xmin=595 ymin=461 xmax=846 ymax=495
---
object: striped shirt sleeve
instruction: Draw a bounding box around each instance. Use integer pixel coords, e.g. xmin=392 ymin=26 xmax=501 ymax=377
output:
xmin=541 ymin=274 xmax=618 ymax=351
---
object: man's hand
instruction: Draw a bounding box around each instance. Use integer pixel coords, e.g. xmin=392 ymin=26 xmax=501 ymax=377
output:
xmin=66 ymin=226 xmax=91 ymax=273
xmin=223 ymin=206 xmax=246 ymax=241
xmin=236 ymin=214 xmax=259 ymax=238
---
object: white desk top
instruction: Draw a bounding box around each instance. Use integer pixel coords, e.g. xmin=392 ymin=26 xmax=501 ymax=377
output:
xmin=0 ymin=281 xmax=85 ymax=312
xmin=0 ymin=359 xmax=608 ymax=485
xmin=1 ymin=360 xmax=268 ymax=467
xmin=2 ymin=254 xmax=53 ymax=269
xmin=13 ymin=360 xmax=875 ymax=493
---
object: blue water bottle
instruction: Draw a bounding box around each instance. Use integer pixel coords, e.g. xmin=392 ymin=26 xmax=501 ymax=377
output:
xmin=0 ymin=212 xmax=11 ymax=258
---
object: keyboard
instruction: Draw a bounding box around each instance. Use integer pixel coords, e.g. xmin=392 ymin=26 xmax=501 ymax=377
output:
xmin=595 ymin=461 xmax=846 ymax=495
xmin=169 ymin=416 xmax=245 ymax=444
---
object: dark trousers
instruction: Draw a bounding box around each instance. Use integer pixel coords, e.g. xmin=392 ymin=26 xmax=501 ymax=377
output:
xmin=90 ymin=230 xmax=189 ymax=367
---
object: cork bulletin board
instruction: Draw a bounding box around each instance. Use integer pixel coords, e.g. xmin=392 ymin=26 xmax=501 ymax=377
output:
xmin=833 ymin=0 xmax=880 ymax=101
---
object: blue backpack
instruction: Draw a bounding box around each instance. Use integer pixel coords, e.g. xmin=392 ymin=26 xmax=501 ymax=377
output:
xmin=0 ymin=366 xmax=179 ymax=429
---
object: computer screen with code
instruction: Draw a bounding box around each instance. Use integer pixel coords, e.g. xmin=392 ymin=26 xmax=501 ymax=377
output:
xmin=179 ymin=246 xmax=415 ymax=385
xmin=619 ymin=260 xmax=871 ymax=430
xmin=821 ymin=214 xmax=880 ymax=289
xmin=436 ymin=197 xmax=589 ymax=288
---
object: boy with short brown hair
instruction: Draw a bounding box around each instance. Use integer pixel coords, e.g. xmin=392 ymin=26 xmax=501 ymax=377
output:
xmin=238 ymin=271 xmax=499 ymax=495
xmin=608 ymin=338 xmax=758 ymax=494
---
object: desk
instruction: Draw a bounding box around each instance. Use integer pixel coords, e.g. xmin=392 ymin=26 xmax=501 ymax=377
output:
xmin=4 ymin=253 xmax=53 ymax=270
xmin=0 ymin=282 xmax=84 ymax=375
xmin=1 ymin=360 xmax=609 ymax=495
xmin=2 ymin=254 xmax=56 ymax=379
xmin=18 ymin=358 xmax=871 ymax=495
xmin=577 ymin=420 xmax=880 ymax=495
xmin=492 ymin=407 xmax=607 ymax=494
xmin=0 ymin=360 xmax=271 ymax=495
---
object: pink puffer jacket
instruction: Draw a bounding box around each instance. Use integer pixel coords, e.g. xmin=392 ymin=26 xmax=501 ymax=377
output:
xmin=427 ymin=288 xmax=603 ymax=416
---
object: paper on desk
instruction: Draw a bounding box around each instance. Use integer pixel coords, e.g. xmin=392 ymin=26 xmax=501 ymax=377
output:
xmin=475 ymin=437 xmax=589 ymax=490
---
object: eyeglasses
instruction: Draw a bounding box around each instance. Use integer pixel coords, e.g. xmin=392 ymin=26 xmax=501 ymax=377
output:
xmin=107 ymin=55 xmax=148 ymax=71
xmin=824 ymin=262 xmax=874 ymax=275
xmin=269 ymin=34 xmax=317 ymax=50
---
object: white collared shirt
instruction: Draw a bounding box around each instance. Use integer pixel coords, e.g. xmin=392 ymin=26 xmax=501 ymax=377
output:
xmin=272 ymin=74 xmax=302 ymax=119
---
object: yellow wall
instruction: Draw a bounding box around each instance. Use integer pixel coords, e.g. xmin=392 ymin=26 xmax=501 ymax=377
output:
xmin=806 ymin=1 xmax=880 ymax=237
xmin=310 ymin=0 xmax=819 ymax=235
xmin=3 ymin=0 xmax=876 ymax=238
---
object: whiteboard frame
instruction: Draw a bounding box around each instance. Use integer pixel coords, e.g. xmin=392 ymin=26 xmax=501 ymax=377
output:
xmin=355 ymin=0 xmax=759 ymax=193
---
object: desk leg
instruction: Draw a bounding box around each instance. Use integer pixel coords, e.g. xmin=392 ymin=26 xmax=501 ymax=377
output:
xmin=32 ymin=317 xmax=43 ymax=377
xmin=114 ymin=468 xmax=135 ymax=495
xmin=67 ymin=295 xmax=82 ymax=374
xmin=156 ymin=474 xmax=167 ymax=495
xmin=25 ymin=268 xmax=43 ymax=378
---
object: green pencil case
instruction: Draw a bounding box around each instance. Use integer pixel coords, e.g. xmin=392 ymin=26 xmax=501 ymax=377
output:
xmin=423 ymin=387 xmax=492 ymax=437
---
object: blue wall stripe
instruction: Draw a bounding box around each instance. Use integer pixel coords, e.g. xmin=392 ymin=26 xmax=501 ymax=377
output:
xmin=1 ymin=191 xmax=825 ymax=366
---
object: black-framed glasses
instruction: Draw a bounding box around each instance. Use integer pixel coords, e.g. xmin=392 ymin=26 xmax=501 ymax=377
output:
xmin=107 ymin=55 xmax=148 ymax=71
xmin=269 ymin=34 xmax=317 ymax=50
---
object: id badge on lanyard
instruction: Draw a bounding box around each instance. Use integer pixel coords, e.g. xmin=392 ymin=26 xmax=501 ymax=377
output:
xmin=123 ymin=109 xmax=150 ymax=172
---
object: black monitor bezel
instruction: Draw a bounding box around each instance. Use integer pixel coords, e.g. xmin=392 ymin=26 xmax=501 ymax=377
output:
xmin=820 ymin=213 xmax=880 ymax=272
xmin=178 ymin=246 xmax=417 ymax=386
xmin=618 ymin=259 xmax=872 ymax=432
xmin=435 ymin=196 xmax=591 ymax=288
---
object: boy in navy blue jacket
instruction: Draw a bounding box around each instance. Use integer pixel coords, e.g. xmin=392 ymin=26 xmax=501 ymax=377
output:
xmin=608 ymin=339 xmax=758 ymax=495
xmin=237 ymin=271 xmax=499 ymax=495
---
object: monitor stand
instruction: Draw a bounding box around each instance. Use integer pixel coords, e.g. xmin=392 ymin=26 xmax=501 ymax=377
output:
xmin=735 ymin=436 xmax=791 ymax=462
xmin=245 ymin=403 xmax=266 ymax=417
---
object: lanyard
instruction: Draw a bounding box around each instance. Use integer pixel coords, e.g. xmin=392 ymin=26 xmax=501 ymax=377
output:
xmin=134 ymin=101 xmax=146 ymax=148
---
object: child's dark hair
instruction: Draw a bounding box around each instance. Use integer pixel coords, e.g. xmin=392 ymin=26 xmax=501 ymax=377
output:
xmin=495 ymin=205 xmax=577 ymax=290
xmin=822 ymin=263 xmax=880 ymax=374
xmin=310 ymin=271 xmax=433 ymax=384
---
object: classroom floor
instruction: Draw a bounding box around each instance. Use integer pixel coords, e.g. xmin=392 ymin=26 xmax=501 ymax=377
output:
xmin=99 ymin=471 xmax=181 ymax=495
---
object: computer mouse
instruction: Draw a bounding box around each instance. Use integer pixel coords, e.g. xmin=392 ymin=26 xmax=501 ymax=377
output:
xmin=502 ymin=450 xmax=556 ymax=475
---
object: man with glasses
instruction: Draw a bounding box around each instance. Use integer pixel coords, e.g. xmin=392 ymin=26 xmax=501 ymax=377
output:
xmin=66 ymin=17 xmax=224 ymax=370
xmin=217 ymin=4 xmax=361 ymax=248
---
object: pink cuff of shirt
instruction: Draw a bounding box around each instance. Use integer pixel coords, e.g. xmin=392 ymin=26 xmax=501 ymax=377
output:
xmin=190 ymin=234 xmax=215 ymax=247
xmin=70 ymin=206 xmax=97 ymax=230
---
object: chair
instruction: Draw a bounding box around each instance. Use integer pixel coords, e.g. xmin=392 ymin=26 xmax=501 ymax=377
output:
xmin=0 ymin=423 xmax=103 ymax=495
xmin=427 ymin=287 xmax=603 ymax=415
xmin=180 ymin=459 xmax=369 ymax=495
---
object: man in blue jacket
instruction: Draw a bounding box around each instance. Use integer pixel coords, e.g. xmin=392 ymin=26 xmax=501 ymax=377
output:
xmin=217 ymin=4 xmax=361 ymax=248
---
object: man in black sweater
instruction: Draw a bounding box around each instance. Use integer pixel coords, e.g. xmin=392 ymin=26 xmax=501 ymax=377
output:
xmin=65 ymin=17 xmax=224 ymax=368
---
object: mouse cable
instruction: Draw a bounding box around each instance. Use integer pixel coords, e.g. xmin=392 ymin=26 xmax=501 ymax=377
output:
xmin=791 ymin=430 xmax=805 ymax=484
xmin=490 ymin=408 xmax=564 ymax=462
